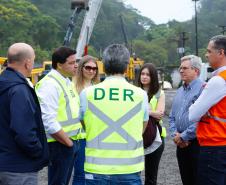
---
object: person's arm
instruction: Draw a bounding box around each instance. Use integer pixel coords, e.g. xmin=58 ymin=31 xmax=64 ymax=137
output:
xmin=180 ymin=121 xmax=197 ymax=141
xmin=79 ymin=89 xmax=87 ymax=121
xmin=142 ymin=91 xmax=149 ymax=133
xmin=189 ymin=76 xmax=226 ymax=122
xmin=168 ymin=99 xmax=177 ymax=138
xmin=150 ymin=92 xmax=165 ymax=120
xmin=10 ymin=85 xmax=43 ymax=158
xmin=51 ymin=130 xmax=73 ymax=147
xmin=35 ymin=80 xmax=73 ymax=147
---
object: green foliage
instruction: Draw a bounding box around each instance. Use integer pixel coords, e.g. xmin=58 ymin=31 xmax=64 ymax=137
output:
xmin=0 ymin=0 xmax=60 ymax=57
xmin=1 ymin=0 xmax=226 ymax=68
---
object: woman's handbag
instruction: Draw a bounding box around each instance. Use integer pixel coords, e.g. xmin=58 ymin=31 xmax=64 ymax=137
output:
xmin=143 ymin=116 xmax=161 ymax=149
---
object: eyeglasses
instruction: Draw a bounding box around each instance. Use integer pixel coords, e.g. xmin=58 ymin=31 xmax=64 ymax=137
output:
xmin=178 ymin=66 xmax=193 ymax=71
xmin=83 ymin=65 xmax=98 ymax=71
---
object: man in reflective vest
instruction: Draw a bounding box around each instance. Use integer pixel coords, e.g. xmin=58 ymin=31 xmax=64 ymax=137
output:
xmin=35 ymin=46 xmax=82 ymax=185
xmin=189 ymin=35 xmax=226 ymax=185
xmin=80 ymin=44 xmax=149 ymax=185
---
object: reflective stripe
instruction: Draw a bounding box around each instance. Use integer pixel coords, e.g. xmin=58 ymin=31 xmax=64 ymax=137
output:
xmin=86 ymin=155 xmax=144 ymax=165
xmin=207 ymin=112 xmax=226 ymax=123
xmin=48 ymin=75 xmax=79 ymax=126
xmin=87 ymin=101 xmax=143 ymax=150
xmin=59 ymin=117 xmax=80 ymax=126
xmin=47 ymin=128 xmax=81 ymax=140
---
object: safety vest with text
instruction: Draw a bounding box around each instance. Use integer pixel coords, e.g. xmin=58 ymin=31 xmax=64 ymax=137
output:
xmin=84 ymin=78 xmax=145 ymax=174
xmin=36 ymin=71 xmax=82 ymax=142
xmin=197 ymin=70 xmax=226 ymax=146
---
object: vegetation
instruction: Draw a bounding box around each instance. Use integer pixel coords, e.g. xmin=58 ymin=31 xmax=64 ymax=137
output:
xmin=0 ymin=0 xmax=226 ymax=66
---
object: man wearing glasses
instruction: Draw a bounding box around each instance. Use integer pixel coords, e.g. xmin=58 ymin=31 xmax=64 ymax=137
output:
xmin=189 ymin=35 xmax=226 ymax=185
xmin=169 ymin=55 xmax=204 ymax=185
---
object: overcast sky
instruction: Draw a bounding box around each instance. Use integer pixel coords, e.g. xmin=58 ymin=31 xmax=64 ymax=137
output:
xmin=124 ymin=0 xmax=198 ymax=24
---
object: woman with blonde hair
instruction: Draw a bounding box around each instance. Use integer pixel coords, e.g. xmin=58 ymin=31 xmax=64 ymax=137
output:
xmin=72 ymin=55 xmax=100 ymax=185
xmin=74 ymin=55 xmax=99 ymax=94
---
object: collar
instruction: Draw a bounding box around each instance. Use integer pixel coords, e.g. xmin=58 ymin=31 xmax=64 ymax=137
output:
xmin=212 ymin=66 xmax=226 ymax=76
xmin=105 ymin=75 xmax=126 ymax=81
xmin=183 ymin=78 xmax=200 ymax=90
xmin=51 ymin=69 xmax=71 ymax=85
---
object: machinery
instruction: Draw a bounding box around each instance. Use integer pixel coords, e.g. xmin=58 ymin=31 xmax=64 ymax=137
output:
xmin=75 ymin=0 xmax=103 ymax=58
xmin=0 ymin=57 xmax=7 ymax=74
xmin=119 ymin=14 xmax=144 ymax=81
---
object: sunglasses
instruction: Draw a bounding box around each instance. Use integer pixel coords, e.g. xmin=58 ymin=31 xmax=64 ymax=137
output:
xmin=83 ymin=65 xmax=98 ymax=71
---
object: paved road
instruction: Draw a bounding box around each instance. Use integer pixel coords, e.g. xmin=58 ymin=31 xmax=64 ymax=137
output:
xmin=38 ymin=89 xmax=182 ymax=185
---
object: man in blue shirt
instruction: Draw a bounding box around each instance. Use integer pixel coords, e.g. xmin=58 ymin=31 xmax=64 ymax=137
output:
xmin=169 ymin=55 xmax=204 ymax=185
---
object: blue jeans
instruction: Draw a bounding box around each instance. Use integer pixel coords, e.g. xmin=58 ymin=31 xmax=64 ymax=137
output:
xmin=197 ymin=146 xmax=226 ymax=185
xmin=48 ymin=140 xmax=79 ymax=185
xmin=72 ymin=139 xmax=86 ymax=185
xmin=85 ymin=172 xmax=142 ymax=185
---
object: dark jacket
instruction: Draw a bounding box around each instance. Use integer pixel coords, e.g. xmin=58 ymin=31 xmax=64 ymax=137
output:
xmin=0 ymin=67 xmax=49 ymax=172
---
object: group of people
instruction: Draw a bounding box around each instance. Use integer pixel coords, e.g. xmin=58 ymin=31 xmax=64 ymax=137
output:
xmin=169 ymin=35 xmax=226 ymax=185
xmin=0 ymin=34 xmax=225 ymax=185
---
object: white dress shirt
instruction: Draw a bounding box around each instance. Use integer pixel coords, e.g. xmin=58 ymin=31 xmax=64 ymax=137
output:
xmin=189 ymin=66 xmax=226 ymax=122
xmin=36 ymin=69 xmax=73 ymax=134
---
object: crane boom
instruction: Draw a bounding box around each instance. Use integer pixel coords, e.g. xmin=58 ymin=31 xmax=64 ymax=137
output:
xmin=76 ymin=0 xmax=103 ymax=58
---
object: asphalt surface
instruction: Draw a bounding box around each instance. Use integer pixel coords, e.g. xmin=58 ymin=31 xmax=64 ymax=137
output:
xmin=38 ymin=89 xmax=182 ymax=185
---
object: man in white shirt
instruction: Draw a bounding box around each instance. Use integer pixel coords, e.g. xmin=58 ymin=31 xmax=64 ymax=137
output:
xmin=189 ymin=35 xmax=226 ymax=185
xmin=35 ymin=46 xmax=82 ymax=185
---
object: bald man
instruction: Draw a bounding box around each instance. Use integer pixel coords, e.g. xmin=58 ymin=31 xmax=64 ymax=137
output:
xmin=0 ymin=43 xmax=49 ymax=185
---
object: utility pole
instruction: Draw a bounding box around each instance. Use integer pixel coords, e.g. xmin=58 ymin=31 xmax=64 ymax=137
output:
xmin=219 ymin=25 xmax=226 ymax=35
xmin=180 ymin=32 xmax=189 ymax=56
xmin=176 ymin=32 xmax=188 ymax=57
xmin=192 ymin=0 xmax=199 ymax=56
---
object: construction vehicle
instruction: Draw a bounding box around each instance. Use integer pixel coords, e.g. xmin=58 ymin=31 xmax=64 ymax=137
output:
xmin=0 ymin=57 xmax=7 ymax=73
xmin=119 ymin=14 xmax=144 ymax=81
xmin=0 ymin=56 xmax=51 ymax=84
xmin=30 ymin=61 xmax=52 ymax=84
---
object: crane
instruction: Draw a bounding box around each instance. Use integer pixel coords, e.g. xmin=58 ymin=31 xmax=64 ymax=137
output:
xmin=63 ymin=0 xmax=89 ymax=46
xmin=76 ymin=0 xmax=103 ymax=58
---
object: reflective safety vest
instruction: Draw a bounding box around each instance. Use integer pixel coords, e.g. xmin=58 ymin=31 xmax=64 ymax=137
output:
xmin=197 ymin=70 xmax=226 ymax=146
xmin=149 ymin=90 xmax=167 ymax=138
xmin=83 ymin=78 xmax=145 ymax=174
xmin=35 ymin=70 xmax=82 ymax=142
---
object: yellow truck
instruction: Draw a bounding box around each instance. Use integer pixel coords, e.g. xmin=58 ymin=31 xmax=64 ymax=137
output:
xmin=0 ymin=57 xmax=51 ymax=85
xmin=0 ymin=57 xmax=7 ymax=73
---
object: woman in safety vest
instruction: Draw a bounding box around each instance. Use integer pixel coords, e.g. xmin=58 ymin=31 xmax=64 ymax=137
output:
xmin=137 ymin=63 xmax=166 ymax=185
xmin=72 ymin=55 xmax=100 ymax=185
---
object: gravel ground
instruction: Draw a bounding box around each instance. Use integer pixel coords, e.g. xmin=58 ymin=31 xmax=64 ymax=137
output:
xmin=38 ymin=89 xmax=182 ymax=185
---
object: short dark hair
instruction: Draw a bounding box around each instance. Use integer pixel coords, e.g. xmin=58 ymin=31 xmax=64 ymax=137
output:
xmin=137 ymin=63 xmax=159 ymax=101
xmin=102 ymin=44 xmax=130 ymax=75
xmin=210 ymin=35 xmax=226 ymax=55
xmin=52 ymin=46 xmax=76 ymax=69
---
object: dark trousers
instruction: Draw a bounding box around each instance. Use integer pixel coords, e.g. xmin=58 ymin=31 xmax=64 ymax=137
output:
xmin=48 ymin=140 xmax=79 ymax=185
xmin=72 ymin=139 xmax=86 ymax=185
xmin=176 ymin=139 xmax=199 ymax=185
xmin=197 ymin=146 xmax=226 ymax=185
xmin=144 ymin=138 xmax=164 ymax=185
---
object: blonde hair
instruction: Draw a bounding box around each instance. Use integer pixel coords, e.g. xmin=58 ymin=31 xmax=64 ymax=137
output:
xmin=73 ymin=55 xmax=100 ymax=93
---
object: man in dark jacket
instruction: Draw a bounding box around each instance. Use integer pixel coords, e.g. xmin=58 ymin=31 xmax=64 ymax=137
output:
xmin=0 ymin=43 xmax=49 ymax=185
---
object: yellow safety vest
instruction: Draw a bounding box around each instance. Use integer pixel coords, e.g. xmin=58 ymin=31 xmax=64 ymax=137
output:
xmin=35 ymin=71 xmax=82 ymax=142
xmin=149 ymin=90 xmax=167 ymax=138
xmin=83 ymin=78 xmax=145 ymax=174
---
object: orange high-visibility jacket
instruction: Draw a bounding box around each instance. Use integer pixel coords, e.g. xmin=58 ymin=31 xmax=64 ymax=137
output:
xmin=197 ymin=70 xmax=226 ymax=146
